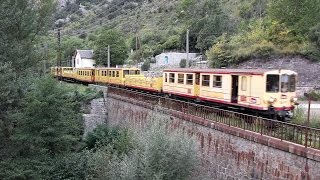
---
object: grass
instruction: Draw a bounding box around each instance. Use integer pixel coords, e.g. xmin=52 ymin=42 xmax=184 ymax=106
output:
xmin=292 ymin=106 xmax=320 ymax=129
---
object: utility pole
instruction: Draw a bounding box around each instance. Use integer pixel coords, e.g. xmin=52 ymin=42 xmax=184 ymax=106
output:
xmin=107 ymin=45 xmax=110 ymax=68
xmin=57 ymin=28 xmax=61 ymax=67
xmin=136 ymin=35 xmax=138 ymax=51
xmin=186 ymin=29 xmax=189 ymax=68
xmin=44 ymin=43 xmax=48 ymax=75
xmin=57 ymin=28 xmax=62 ymax=79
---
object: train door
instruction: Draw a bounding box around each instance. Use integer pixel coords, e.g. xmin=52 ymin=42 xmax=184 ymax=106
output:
xmin=91 ymin=69 xmax=95 ymax=83
xmin=194 ymin=73 xmax=200 ymax=96
xmin=231 ymin=75 xmax=239 ymax=103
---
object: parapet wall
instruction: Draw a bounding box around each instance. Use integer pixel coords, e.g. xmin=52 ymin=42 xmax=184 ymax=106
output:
xmin=104 ymin=95 xmax=320 ymax=180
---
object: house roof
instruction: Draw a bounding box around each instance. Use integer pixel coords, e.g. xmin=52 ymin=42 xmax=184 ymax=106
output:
xmin=76 ymin=50 xmax=93 ymax=59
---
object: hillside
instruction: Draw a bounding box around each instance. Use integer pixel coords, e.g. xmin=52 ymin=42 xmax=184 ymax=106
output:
xmin=53 ymin=0 xmax=320 ymax=69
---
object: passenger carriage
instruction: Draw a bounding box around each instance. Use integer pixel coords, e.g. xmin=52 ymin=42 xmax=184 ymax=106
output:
xmin=163 ymin=68 xmax=298 ymax=120
xmin=75 ymin=68 xmax=95 ymax=83
xmin=95 ymin=67 xmax=141 ymax=86
xmin=125 ymin=74 xmax=163 ymax=92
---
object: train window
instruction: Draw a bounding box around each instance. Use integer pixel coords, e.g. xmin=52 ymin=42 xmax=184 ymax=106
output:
xmin=289 ymin=75 xmax=296 ymax=92
xmin=213 ymin=75 xmax=222 ymax=88
xmin=112 ymin=71 xmax=115 ymax=77
xmin=136 ymin=70 xmax=140 ymax=75
xmin=124 ymin=70 xmax=129 ymax=77
xmin=266 ymin=75 xmax=279 ymax=92
xmin=116 ymin=71 xmax=119 ymax=77
xmin=178 ymin=74 xmax=184 ymax=84
xmin=202 ymin=75 xmax=210 ymax=87
xmin=165 ymin=73 xmax=168 ymax=82
xmin=169 ymin=73 xmax=175 ymax=83
xmin=186 ymin=74 xmax=193 ymax=85
xmin=241 ymin=77 xmax=247 ymax=91
xmin=281 ymin=74 xmax=296 ymax=92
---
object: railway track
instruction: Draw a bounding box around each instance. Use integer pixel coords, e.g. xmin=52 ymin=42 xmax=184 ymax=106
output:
xmin=103 ymin=85 xmax=320 ymax=150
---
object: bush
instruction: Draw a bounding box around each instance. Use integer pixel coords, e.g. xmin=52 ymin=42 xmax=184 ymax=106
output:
xmin=179 ymin=59 xmax=187 ymax=68
xmin=206 ymin=34 xmax=234 ymax=68
xmin=141 ymin=60 xmax=150 ymax=71
xmin=86 ymin=125 xmax=133 ymax=155
xmin=87 ymin=117 xmax=199 ymax=180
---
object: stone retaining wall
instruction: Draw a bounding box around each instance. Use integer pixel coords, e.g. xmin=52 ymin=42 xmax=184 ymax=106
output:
xmin=103 ymin=95 xmax=320 ymax=180
xmin=86 ymin=85 xmax=320 ymax=179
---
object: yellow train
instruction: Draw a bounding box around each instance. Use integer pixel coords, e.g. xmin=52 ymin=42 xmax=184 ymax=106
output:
xmin=51 ymin=67 xmax=298 ymax=121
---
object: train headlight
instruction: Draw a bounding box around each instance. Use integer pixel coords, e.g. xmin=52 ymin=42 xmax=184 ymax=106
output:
xmin=291 ymin=97 xmax=298 ymax=104
xmin=268 ymin=97 xmax=276 ymax=104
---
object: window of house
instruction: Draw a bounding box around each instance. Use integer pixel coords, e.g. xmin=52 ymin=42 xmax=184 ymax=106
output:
xmin=178 ymin=74 xmax=184 ymax=84
xmin=169 ymin=73 xmax=175 ymax=83
xmin=186 ymin=74 xmax=193 ymax=85
xmin=266 ymin=75 xmax=279 ymax=92
xmin=202 ymin=75 xmax=210 ymax=87
xmin=165 ymin=73 xmax=168 ymax=83
xmin=241 ymin=76 xmax=247 ymax=91
xmin=213 ymin=75 xmax=222 ymax=88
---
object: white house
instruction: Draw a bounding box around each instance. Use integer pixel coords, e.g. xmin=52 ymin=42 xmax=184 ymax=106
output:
xmin=72 ymin=49 xmax=95 ymax=68
xmin=155 ymin=52 xmax=197 ymax=66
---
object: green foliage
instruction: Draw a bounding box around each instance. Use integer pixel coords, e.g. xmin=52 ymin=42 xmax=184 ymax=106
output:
xmin=86 ymin=125 xmax=133 ymax=155
xmin=141 ymin=60 xmax=151 ymax=71
xmin=0 ymin=0 xmax=56 ymax=74
xmin=268 ymin=0 xmax=320 ymax=35
xmin=94 ymin=29 xmax=128 ymax=66
xmin=88 ymin=118 xmax=199 ymax=180
xmin=0 ymin=63 xmax=19 ymax=141
xmin=49 ymin=151 xmax=93 ymax=180
xmin=206 ymin=34 xmax=234 ymax=67
xmin=62 ymin=36 xmax=87 ymax=66
xmin=178 ymin=0 xmax=230 ymax=52
xmin=179 ymin=59 xmax=187 ymax=68
xmin=14 ymin=76 xmax=83 ymax=156
xmin=309 ymin=23 xmax=320 ymax=50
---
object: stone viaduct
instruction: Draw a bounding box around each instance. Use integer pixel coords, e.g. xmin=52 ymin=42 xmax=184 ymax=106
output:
xmin=85 ymin=85 xmax=320 ymax=180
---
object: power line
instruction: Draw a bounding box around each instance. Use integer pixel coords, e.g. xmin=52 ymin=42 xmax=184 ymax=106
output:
xmin=60 ymin=0 xmax=135 ymax=34
xmin=62 ymin=0 xmax=172 ymax=35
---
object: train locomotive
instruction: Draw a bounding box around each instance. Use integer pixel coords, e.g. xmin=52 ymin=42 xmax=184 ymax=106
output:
xmin=51 ymin=67 xmax=298 ymax=121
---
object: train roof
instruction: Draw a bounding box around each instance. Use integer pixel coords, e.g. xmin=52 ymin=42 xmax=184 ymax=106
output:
xmin=163 ymin=68 xmax=296 ymax=75
xmin=95 ymin=67 xmax=140 ymax=70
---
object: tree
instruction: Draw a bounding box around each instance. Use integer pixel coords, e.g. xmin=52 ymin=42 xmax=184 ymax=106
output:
xmin=269 ymin=0 xmax=320 ymax=35
xmin=14 ymin=77 xmax=82 ymax=156
xmin=94 ymin=29 xmax=128 ymax=67
xmin=0 ymin=63 xmax=19 ymax=143
xmin=178 ymin=0 xmax=229 ymax=52
xmin=62 ymin=36 xmax=86 ymax=66
xmin=0 ymin=0 xmax=56 ymax=74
